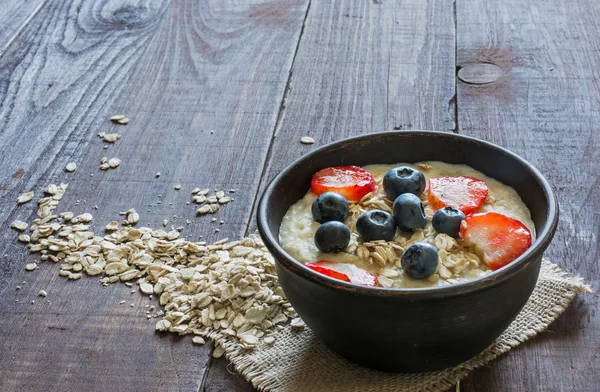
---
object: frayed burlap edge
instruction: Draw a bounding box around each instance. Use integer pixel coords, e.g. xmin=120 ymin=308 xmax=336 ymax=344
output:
xmin=208 ymin=260 xmax=591 ymax=392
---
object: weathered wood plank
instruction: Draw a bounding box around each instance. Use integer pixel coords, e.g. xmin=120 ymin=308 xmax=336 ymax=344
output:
xmin=215 ymin=0 xmax=455 ymax=390
xmin=203 ymin=357 xmax=256 ymax=392
xmin=246 ymin=0 xmax=456 ymax=234
xmin=0 ymin=0 xmax=46 ymax=54
xmin=456 ymin=0 xmax=600 ymax=390
xmin=0 ymin=0 xmax=309 ymax=391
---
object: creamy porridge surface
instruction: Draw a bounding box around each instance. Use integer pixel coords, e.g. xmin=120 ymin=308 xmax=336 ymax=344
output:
xmin=279 ymin=161 xmax=536 ymax=288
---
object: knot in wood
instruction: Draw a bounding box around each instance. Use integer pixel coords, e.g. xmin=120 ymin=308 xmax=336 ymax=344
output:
xmin=457 ymin=63 xmax=504 ymax=85
xmin=111 ymin=6 xmax=144 ymax=26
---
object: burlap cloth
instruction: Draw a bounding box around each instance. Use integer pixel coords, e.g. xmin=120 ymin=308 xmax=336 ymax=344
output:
xmin=208 ymin=260 xmax=591 ymax=392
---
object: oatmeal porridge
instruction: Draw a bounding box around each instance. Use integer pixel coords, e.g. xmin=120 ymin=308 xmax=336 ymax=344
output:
xmin=279 ymin=161 xmax=535 ymax=288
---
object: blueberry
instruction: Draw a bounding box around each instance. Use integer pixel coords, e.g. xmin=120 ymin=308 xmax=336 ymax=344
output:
xmin=432 ymin=206 xmax=465 ymax=238
xmin=382 ymin=166 xmax=426 ymax=200
xmin=392 ymin=193 xmax=427 ymax=231
xmin=311 ymin=192 xmax=349 ymax=223
xmin=401 ymin=242 xmax=439 ymax=279
xmin=356 ymin=210 xmax=396 ymax=241
xmin=314 ymin=221 xmax=351 ymax=253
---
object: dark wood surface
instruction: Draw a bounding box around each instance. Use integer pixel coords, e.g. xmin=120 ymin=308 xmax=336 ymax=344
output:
xmin=0 ymin=1 xmax=597 ymax=391
xmin=456 ymin=0 xmax=600 ymax=390
xmin=0 ymin=0 xmax=308 ymax=390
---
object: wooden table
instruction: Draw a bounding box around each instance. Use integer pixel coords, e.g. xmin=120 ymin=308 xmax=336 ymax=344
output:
xmin=0 ymin=0 xmax=598 ymax=391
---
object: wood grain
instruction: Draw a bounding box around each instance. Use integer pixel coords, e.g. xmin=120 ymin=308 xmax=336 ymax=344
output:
xmin=245 ymin=0 xmax=456 ymax=235
xmin=456 ymin=0 xmax=600 ymax=390
xmin=203 ymin=357 xmax=256 ymax=392
xmin=212 ymin=0 xmax=456 ymax=390
xmin=1 ymin=0 xmax=596 ymax=391
xmin=0 ymin=0 xmax=46 ymax=55
xmin=0 ymin=0 xmax=309 ymax=391
xmin=215 ymin=0 xmax=455 ymax=390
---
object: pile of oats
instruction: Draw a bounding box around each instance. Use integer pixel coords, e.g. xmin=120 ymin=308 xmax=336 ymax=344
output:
xmin=12 ymin=184 xmax=297 ymax=351
xmin=340 ymin=165 xmax=489 ymax=287
xmin=193 ymin=188 xmax=233 ymax=216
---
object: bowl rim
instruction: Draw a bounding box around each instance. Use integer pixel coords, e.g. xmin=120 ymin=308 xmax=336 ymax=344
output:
xmin=257 ymin=130 xmax=559 ymax=298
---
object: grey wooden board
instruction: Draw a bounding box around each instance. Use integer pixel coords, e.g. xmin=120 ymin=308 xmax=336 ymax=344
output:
xmin=0 ymin=0 xmax=46 ymax=54
xmin=246 ymin=0 xmax=456 ymax=235
xmin=203 ymin=357 xmax=256 ymax=392
xmin=0 ymin=0 xmax=309 ymax=391
xmin=456 ymin=0 xmax=600 ymax=390
xmin=1 ymin=0 xmax=597 ymax=390
xmin=218 ymin=0 xmax=456 ymax=391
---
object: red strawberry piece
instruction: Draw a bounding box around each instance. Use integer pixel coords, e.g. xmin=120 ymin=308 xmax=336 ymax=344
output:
xmin=305 ymin=261 xmax=378 ymax=286
xmin=311 ymin=166 xmax=376 ymax=202
xmin=428 ymin=176 xmax=489 ymax=214
xmin=460 ymin=212 xmax=532 ymax=271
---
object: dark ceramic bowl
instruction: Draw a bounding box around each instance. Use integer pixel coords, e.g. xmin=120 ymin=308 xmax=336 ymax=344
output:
xmin=257 ymin=131 xmax=558 ymax=372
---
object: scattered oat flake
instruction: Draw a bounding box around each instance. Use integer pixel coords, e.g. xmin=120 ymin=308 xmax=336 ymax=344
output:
xmin=291 ymin=318 xmax=305 ymax=330
xmin=38 ymin=290 xmax=47 ymax=297
xmin=140 ymin=283 xmax=153 ymax=295
xmin=127 ymin=210 xmax=139 ymax=225
xmin=110 ymin=115 xmax=125 ymax=121
xmin=65 ymin=162 xmax=77 ymax=172
xmin=12 ymin=183 xmax=299 ymax=353
xmin=192 ymin=336 xmax=206 ymax=345
xmin=78 ymin=213 xmax=93 ymax=223
xmin=116 ymin=117 xmax=129 ymax=124
xmin=240 ymin=334 xmax=259 ymax=345
xmin=105 ymin=221 xmax=119 ymax=231
xmin=155 ymin=172 xmax=161 ymax=177
xmin=11 ymin=220 xmax=28 ymax=231
xmin=301 ymin=136 xmax=315 ymax=144
xmin=108 ymin=158 xmax=121 ymax=168
xmin=44 ymin=184 xmax=58 ymax=195
xmin=25 ymin=263 xmax=37 ymax=271
xmin=193 ymin=195 xmax=207 ymax=204
xmin=103 ymin=133 xmax=121 ymax=143
xmin=155 ymin=319 xmax=171 ymax=331
xmin=212 ymin=346 xmax=225 ymax=358
xmin=174 ymin=184 xmax=181 ymax=190
xmin=17 ymin=191 xmax=34 ymax=204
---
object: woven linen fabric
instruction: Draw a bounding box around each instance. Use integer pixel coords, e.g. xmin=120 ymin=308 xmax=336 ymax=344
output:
xmin=209 ymin=260 xmax=591 ymax=392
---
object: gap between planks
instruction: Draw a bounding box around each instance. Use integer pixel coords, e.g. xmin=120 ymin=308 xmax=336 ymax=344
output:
xmin=244 ymin=0 xmax=313 ymax=237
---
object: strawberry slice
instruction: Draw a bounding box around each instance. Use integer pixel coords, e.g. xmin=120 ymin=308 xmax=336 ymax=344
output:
xmin=305 ymin=261 xmax=377 ymax=286
xmin=311 ymin=166 xmax=376 ymax=202
xmin=428 ymin=176 xmax=488 ymax=214
xmin=460 ymin=212 xmax=532 ymax=271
